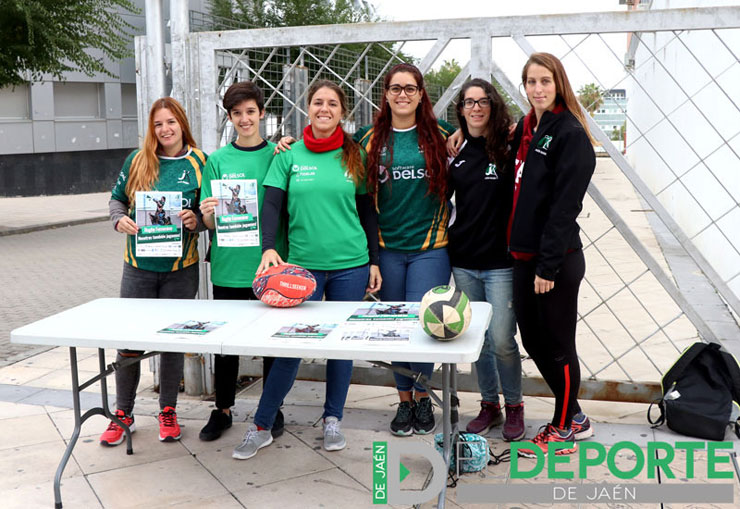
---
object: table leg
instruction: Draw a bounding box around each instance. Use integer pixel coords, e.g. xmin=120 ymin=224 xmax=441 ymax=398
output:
xmin=438 ymin=363 xmax=451 ymax=509
xmin=97 ymin=349 xmax=134 ymax=455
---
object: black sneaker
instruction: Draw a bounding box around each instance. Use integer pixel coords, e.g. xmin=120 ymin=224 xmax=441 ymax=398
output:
xmin=199 ymin=409 xmax=232 ymax=441
xmin=390 ymin=401 xmax=414 ymax=436
xmin=271 ymin=409 xmax=285 ymax=438
xmin=413 ymin=397 xmax=436 ymax=435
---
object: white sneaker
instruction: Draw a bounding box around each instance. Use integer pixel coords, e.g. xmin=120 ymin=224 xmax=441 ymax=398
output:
xmin=232 ymin=424 xmax=273 ymax=460
xmin=323 ymin=416 xmax=346 ymax=451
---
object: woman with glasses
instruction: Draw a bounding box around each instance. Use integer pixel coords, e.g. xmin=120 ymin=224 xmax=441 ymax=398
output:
xmin=511 ymin=53 xmax=595 ymax=457
xmin=447 ymin=79 xmax=525 ymax=442
xmin=354 ymin=63 xmax=454 ymax=437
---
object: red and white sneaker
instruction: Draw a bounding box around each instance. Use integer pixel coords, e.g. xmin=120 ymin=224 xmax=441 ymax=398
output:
xmin=100 ymin=409 xmax=135 ymax=446
xmin=517 ymin=424 xmax=576 ymax=458
xmin=158 ymin=406 xmax=181 ymax=442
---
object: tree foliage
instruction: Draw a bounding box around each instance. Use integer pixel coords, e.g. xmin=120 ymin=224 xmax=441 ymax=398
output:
xmin=209 ymin=0 xmax=377 ymax=28
xmin=0 ymin=0 xmax=139 ymax=88
xmin=577 ymin=83 xmax=604 ymax=116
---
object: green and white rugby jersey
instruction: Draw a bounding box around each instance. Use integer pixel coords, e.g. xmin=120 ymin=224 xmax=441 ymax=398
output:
xmin=111 ymin=147 xmax=206 ymax=272
xmin=354 ymin=120 xmax=453 ymax=252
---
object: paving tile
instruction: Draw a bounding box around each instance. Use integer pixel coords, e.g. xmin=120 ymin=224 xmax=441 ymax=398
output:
xmin=0 ymin=439 xmax=83 ymax=490
xmin=192 ymin=422 xmax=335 ymax=493
xmin=231 ymin=467 xmax=371 ymax=508
xmin=18 ymin=387 xmax=112 ymax=410
xmin=2 ymin=475 xmax=102 ymax=509
xmin=88 ymin=455 xmax=228 ymax=508
xmin=0 ymin=399 xmax=48 ymax=419
xmin=0 ymin=383 xmax=43 ymax=403
xmin=48 ymin=408 xmax=158 ymax=444
xmin=0 ymin=364 xmax=49 ymax=385
xmin=0 ymin=413 xmax=62 ymax=450
xmin=169 ymin=493 xmax=244 ymax=508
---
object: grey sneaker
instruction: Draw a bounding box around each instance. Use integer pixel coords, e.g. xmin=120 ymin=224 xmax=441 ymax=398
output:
xmin=232 ymin=424 xmax=273 ymax=460
xmin=323 ymin=416 xmax=346 ymax=451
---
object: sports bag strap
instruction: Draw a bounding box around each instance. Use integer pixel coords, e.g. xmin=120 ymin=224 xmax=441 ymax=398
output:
xmin=647 ymin=397 xmax=665 ymax=427
xmin=717 ymin=347 xmax=740 ymax=405
xmin=662 ymin=342 xmax=710 ymax=391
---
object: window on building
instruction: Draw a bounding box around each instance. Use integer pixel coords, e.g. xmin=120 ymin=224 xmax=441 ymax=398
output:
xmin=54 ymin=82 xmax=102 ymax=118
xmin=121 ymin=84 xmax=137 ymax=118
xmin=0 ymin=84 xmax=30 ymax=120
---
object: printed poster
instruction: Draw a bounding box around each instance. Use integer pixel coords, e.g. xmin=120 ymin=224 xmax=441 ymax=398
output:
xmin=272 ymin=323 xmax=337 ymax=339
xmin=347 ymin=302 xmax=420 ymax=321
xmin=158 ymin=320 xmax=226 ymax=335
xmin=135 ymin=191 xmax=183 ymax=257
xmin=339 ymin=322 xmax=414 ymax=343
xmin=211 ymin=179 xmax=260 ymax=247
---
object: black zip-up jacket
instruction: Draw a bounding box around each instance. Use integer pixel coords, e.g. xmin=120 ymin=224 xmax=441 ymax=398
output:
xmin=448 ymin=135 xmax=514 ymax=270
xmin=509 ymin=109 xmax=595 ymax=280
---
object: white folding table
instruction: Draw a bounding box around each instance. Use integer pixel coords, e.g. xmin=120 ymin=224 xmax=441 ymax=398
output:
xmin=11 ymin=298 xmax=492 ymax=508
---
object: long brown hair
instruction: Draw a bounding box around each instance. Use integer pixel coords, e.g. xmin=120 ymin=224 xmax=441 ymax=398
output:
xmin=125 ymin=97 xmax=197 ymax=203
xmin=366 ymin=63 xmax=448 ymax=201
xmin=455 ymin=78 xmax=512 ymax=172
xmin=307 ymin=80 xmax=364 ymax=184
xmin=521 ymin=52 xmax=595 ymax=144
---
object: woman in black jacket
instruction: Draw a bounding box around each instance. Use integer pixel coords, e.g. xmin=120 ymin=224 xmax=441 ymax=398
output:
xmin=510 ymin=52 xmax=596 ymax=457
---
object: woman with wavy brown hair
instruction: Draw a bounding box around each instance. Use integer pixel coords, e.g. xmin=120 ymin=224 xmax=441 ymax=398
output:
xmin=100 ymin=97 xmax=207 ymax=447
xmin=448 ymin=78 xmax=525 ymax=442
xmin=354 ymin=63 xmax=454 ymax=437
xmin=233 ymin=80 xmax=381 ymax=460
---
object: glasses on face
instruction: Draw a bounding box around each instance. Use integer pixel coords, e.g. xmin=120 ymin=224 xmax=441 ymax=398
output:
xmin=462 ymin=98 xmax=491 ymax=109
xmin=387 ymin=84 xmax=419 ymax=96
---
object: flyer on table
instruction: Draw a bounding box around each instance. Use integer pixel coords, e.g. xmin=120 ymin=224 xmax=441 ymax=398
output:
xmin=272 ymin=323 xmax=337 ymax=339
xmin=135 ymin=191 xmax=183 ymax=257
xmin=211 ymin=179 xmax=260 ymax=247
xmin=158 ymin=320 xmax=226 ymax=335
xmin=347 ymin=302 xmax=420 ymax=321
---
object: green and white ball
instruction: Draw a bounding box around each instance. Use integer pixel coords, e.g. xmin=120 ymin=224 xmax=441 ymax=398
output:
xmin=419 ymin=285 xmax=472 ymax=341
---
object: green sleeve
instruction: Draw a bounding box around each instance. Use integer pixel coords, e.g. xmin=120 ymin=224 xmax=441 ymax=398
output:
xmin=437 ymin=118 xmax=456 ymax=139
xmin=263 ymin=149 xmax=292 ymax=191
xmin=110 ymin=150 xmax=138 ymax=204
xmin=200 ymin=155 xmax=217 ymax=200
xmin=352 ymin=124 xmax=372 ymax=146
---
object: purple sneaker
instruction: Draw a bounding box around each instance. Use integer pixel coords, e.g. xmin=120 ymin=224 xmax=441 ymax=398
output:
xmin=502 ymin=403 xmax=525 ymax=441
xmin=465 ymin=401 xmax=504 ymax=435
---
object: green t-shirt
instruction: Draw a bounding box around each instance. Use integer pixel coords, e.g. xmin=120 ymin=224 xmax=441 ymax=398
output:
xmin=354 ymin=120 xmax=454 ymax=252
xmin=263 ymin=140 xmax=369 ymax=270
xmin=111 ymin=147 xmax=207 ymax=272
xmin=201 ymin=141 xmax=288 ymax=288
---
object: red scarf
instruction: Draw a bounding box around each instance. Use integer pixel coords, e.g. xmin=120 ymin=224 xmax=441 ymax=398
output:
xmin=508 ymin=105 xmax=564 ymax=260
xmin=302 ymin=125 xmax=344 ymax=153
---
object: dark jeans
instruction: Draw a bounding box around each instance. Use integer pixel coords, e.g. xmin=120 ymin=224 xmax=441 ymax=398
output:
xmin=379 ymin=248 xmax=451 ymax=393
xmin=253 ymin=264 xmax=369 ymax=428
xmin=513 ymin=249 xmax=585 ymax=429
xmin=116 ymin=262 xmax=199 ymax=414
xmin=211 ymin=285 xmax=276 ymax=410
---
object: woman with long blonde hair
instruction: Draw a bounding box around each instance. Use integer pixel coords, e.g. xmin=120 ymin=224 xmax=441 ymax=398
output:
xmin=100 ymin=97 xmax=207 ymax=447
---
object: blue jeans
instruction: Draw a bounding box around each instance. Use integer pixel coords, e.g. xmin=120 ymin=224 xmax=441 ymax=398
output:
xmin=379 ymin=248 xmax=451 ymax=393
xmin=452 ymin=266 xmax=521 ymax=405
xmin=254 ymin=264 xmax=369 ymax=428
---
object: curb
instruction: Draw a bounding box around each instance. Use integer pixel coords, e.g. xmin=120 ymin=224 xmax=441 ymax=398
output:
xmin=0 ymin=216 xmax=109 ymax=237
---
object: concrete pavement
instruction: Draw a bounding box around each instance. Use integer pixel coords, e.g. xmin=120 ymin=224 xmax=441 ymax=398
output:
xmin=2 ymin=168 xmax=740 ymax=507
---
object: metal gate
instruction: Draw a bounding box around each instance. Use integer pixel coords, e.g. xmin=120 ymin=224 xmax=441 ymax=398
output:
xmin=136 ymin=4 xmax=740 ymax=402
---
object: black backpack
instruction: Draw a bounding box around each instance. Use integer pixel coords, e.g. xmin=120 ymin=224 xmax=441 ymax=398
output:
xmin=648 ymin=342 xmax=740 ymax=441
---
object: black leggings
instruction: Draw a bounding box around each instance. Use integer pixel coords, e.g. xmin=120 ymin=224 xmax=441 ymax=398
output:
xmin=513 ymin=249 xmax=585 ymax=430
xmin=212 ymin=285 xmax=275 ymax=410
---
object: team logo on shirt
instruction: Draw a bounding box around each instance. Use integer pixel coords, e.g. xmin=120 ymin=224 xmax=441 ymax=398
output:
xmin=538 ymin=135 xmax=553 ymax=149
xmin=484 ymin=163 xmax=499 ymax=180
xmin=454 ymin=159 xmax=466 ymax=167
xmin=177 ymin=168 xmax=190 ymax=184
xmin=378 ymin=165 xmax=389 ymax=184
